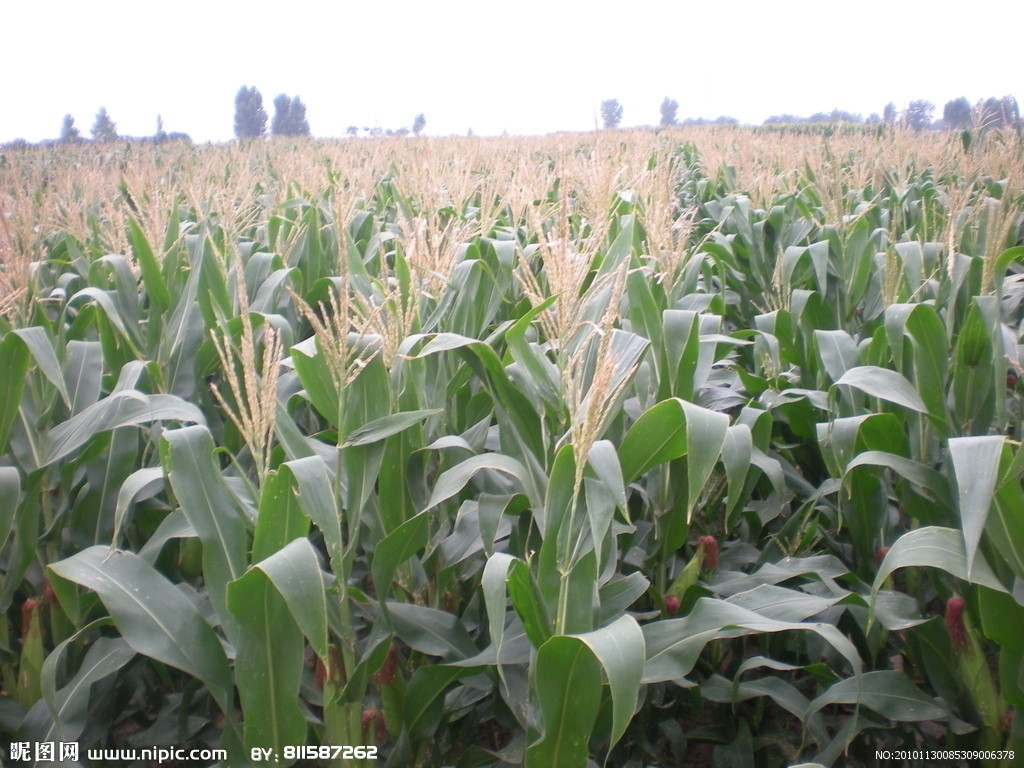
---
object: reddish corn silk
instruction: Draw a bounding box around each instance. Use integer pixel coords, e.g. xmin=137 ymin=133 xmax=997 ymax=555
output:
xmin=698 ymin=536 xmax=719 ymax=569
xmin=664 ymin=595 xmax=681 ymax=617
xmin=875 ymin=546 xmax=890 ymax=567
xmin=945 ymin=596 xmax=968 ymax=652
xmin=21 ymin=598 xmax=41 ymax=641
xmin=373 ymin=643 xmax=400 ymax=686
xmin=362 ymin=708 xmax=386 ymax=743
xmin=1008 ymin=372 xmax=1018 ymax=389
xmin=314 ymin=657 xmax=327 ymax=691
xmin=42 ymin=575 xmax=58 ymax=605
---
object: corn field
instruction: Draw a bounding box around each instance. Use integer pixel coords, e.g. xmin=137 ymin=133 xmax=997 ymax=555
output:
xmin=1 ymin=127 xmax=1023 ymax=767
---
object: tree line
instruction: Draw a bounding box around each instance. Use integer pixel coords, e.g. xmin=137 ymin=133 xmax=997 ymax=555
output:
xmin=599 ymin=95 xmax=1021 ymax=131
xmin=234 ymin=86 xmax=426 ymax=139
xmin=52 ymin=108 xmax=190 ymax=145
xmin=20 ymin=87 xmax=424 ymax=148
xmin=6 ymin=91 xmax=1019 ymax=149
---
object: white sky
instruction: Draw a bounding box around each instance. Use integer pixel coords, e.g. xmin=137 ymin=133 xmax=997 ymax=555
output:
xmin=3 ymin=0 xmax=1021 ymax=143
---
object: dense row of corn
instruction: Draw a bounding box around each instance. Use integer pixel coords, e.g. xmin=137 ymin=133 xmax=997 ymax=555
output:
xmin=1 ymin=128 xmax=1023 ymax=766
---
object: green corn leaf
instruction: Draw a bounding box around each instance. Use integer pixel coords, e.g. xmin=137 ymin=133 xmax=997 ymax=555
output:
xmin=0 ymin=333 xmax=30 ymax=454
xmin=947 ymin=436 xmax=1004 ymax=579
xmin=109 ymin=466 xmax=164 ymax=551
xmin=570 ymin=615 xmax=645 ymax=754
xmin=279 ymin=456 xmax=343 ymax=567
xmin=619 ymin=398 xmax=728 ymax=520
xmin=404 ymin=666 xmax=479 ymax=741
xmin=722 ymin=423 xmax=752 ymax=525
xmin=252 ymin=469 xmax=310 ymax=562
xmin=872 ymin=526 xmax=1008 ymax=596
xmin=833 ymin=366 xmax=928 ymax=413
xmin=228 ymin=564 xmax=306 ymax=756
xmin=342 ymin=408 xmax=442 ymax=447
xmin=814 ymin=329 xmax=859 ymax=383
xmin=289 ymin=336 xmax=341 ymax=427
xmin=807 ymin=670 xmax=953 ymax=723
xmin=386 ymin=602 xmax=478 ymax=659
xmin=48 ymin=547 xmax=234 ymax=713
xmin=372 ymin=513 xmax=429 ymax=601
xmin=129 ymin=216 xmax=171 ymax=312
xmin=64 ymin=340 xmax=103 ymax=414
xmin=482 ymin=553 xmax=517 ymax=662
xmin=643 ymin=598 xmax=861 ymax=684
xmin=424 ymin=453 xmax=529 ymax=511
xmin=525 ymin=636 xmax=603 ymax=768
xmin=0 ymin=467 xmax=21 ymax=556
xmin=990 ymin=443 xmax=1024 ymax=580
xmin=507 ymin=559 xmax=553 ymax=648
xmin=44 ymin=391 xmax=205 ymax=466
xmin=34 ymin=632 xmax=134 ymax=743
xmin=161 ymin=425 xmax=247 ymax=643
xmin=245 ymin=537 xmax=329 ymax=660
xmin=844 ymin=451 xmax=951 ymax=508
xmin=13 ymin=327 xmax=71 ymax=406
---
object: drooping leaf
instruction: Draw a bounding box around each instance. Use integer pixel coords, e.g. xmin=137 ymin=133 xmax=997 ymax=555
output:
xmin=570 ymin=615 xmax=645 ymax=752
xmin=45 ymin=391 xmax=205 ymax=466
xmin=872 ymin=526 xmax=1008 ymax=597
xmin=834 ymin=365 xmax=928 ymax=413
xmin=424 ymin=453 xmax=529 ymax=511
xmin=48 ymin=547 xmax=234 ymax=713
xmin=808 ymin=670 xmax=953 ymax=723
xmin=341 ymin=408 xmax=441 ymax=447
xmin=947 ymin=436 xmax=1004 ymax=578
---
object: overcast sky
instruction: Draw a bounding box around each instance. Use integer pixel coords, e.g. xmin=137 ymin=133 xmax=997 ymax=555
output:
xmin=3 ymin=0 xmax=1021 ymax=143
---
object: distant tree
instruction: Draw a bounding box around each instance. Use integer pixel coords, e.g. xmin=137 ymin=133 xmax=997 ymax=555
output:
xmin=866 ymin=113 xmax=881 ymax=125
xmin=714 ymin=115 xmax=739 ymax=125
xmin=154 ymin=115 xmax=168 ymax=143
xmin=234 ymin=86 xmax=267 ymax=139
xmin=290 ymin=97 xmax=310 ymax=136
xmin=883 ymin=102 xmax=898 ymax=125
xmin=271 ymin=94 xmax=310 ymax=137
xmin=272 ymin=95 xmax=292 ymax=136
xmin=903 ymin=100 xmax=934 ymax=131
xmin=601 ymin=99 xmax=623 ymax=129
xmin=659 ymin=97 xmax=678 ymax=127
xmin=827 ymin=109 xmax=862 ymax=123
xmin=943 ymin=97 xmax=972 ymax=130
xmin=91 ymin=107 xmax=118 ymax=142
xmin=59 ymin=114 xmax=81 ymax=143
xmin=346 ymin=125 xmax=359 ymax=136
xmin=412 ymin=113 xmax=426 ymax=135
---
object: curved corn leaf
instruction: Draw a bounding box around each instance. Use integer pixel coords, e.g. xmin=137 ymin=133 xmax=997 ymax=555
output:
xmin=48 ymin=547 xmax=234 ymax=713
